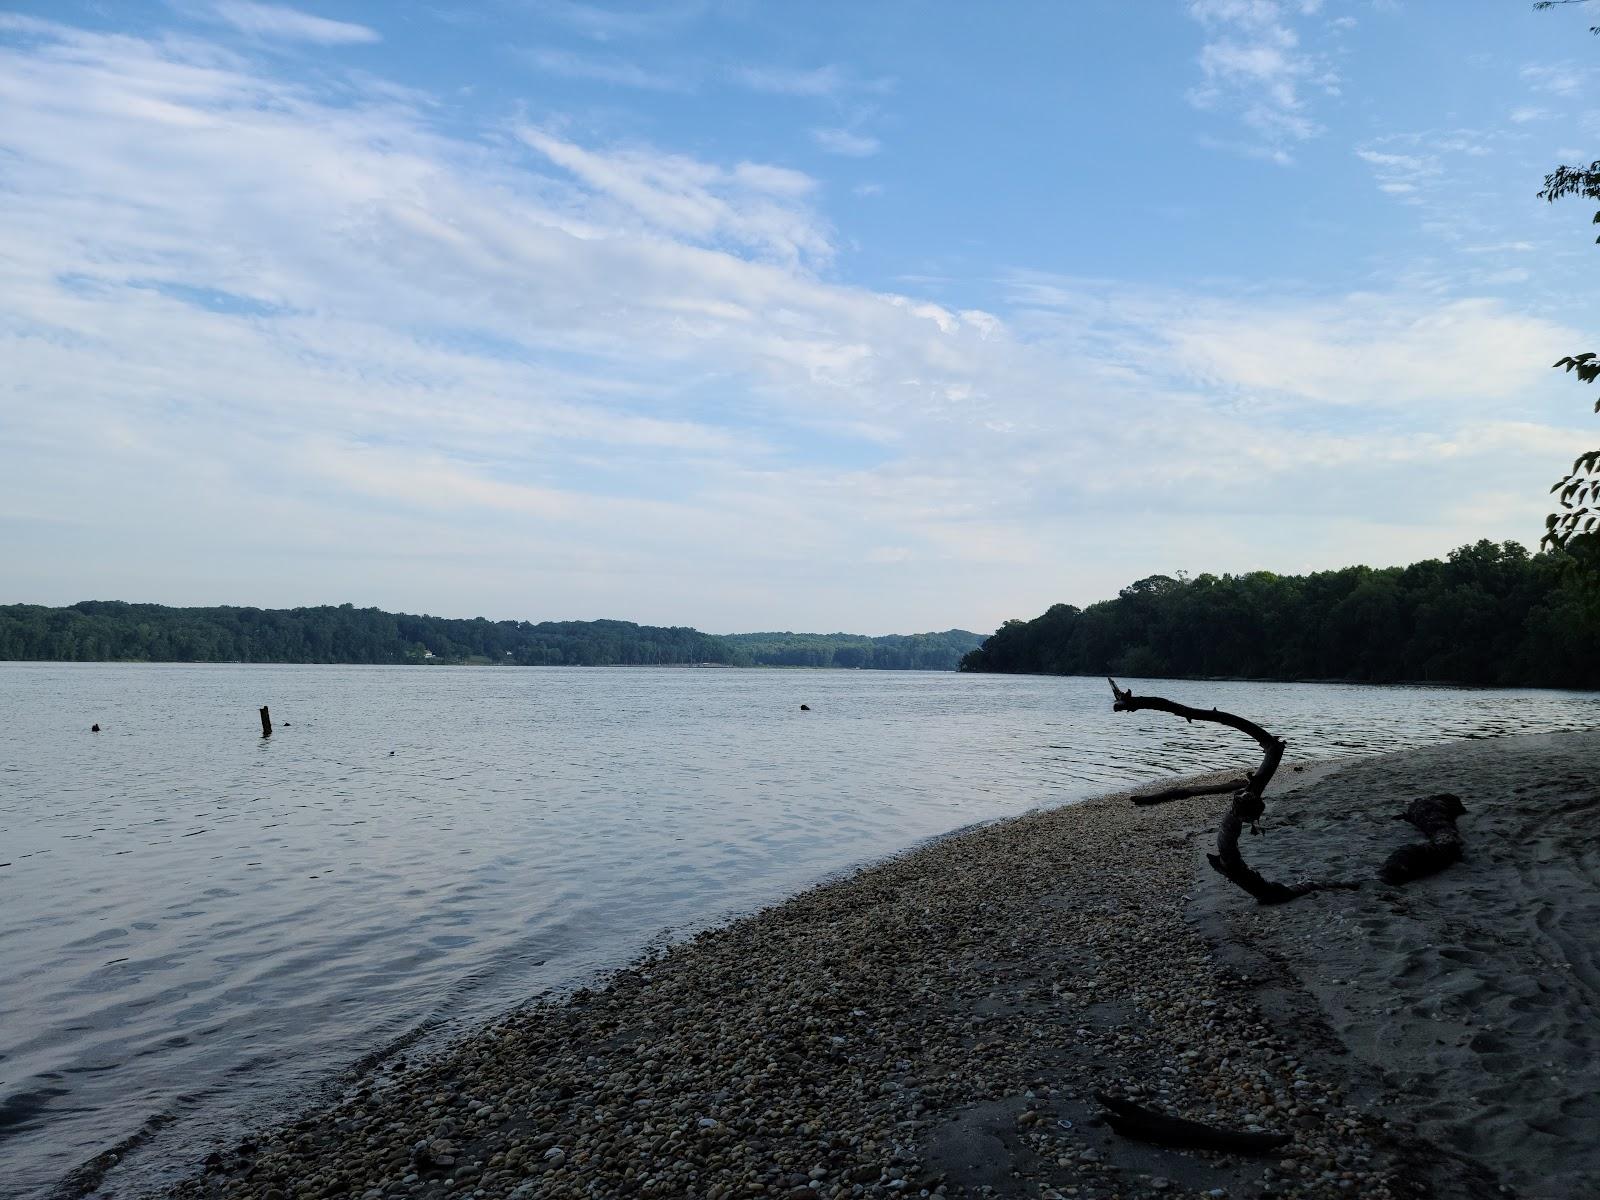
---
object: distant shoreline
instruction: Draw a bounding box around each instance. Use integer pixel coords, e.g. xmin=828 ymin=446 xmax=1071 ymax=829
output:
xmin=8 ymin=660 xmax=1600 ymax=693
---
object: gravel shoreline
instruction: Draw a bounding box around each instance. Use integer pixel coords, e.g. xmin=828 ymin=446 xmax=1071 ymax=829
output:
xmin=164 ymin=754 xmax=1482 ymax=1200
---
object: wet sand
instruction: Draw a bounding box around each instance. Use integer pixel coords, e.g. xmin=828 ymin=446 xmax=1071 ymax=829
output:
xmin=1197 ymin=731 xmax=1600 ymax=1200
xmin=161 ymin=731 xmax=1598 ymax=1200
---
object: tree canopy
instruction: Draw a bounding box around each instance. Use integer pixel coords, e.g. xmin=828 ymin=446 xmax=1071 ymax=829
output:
xmin=960 ymin=540 xmax=1600 ymax=689
xmin=0 ymin=602 xmax=980 ymax=670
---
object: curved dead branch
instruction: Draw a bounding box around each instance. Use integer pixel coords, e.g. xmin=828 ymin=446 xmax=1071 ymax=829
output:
xmin=1109 ymin=679 xmax=1358 ymax=905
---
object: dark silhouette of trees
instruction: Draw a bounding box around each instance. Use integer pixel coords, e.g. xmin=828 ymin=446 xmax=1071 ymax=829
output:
xmin=0 ymin=603 xmax=981 ymax=670
xmin=960 ymin=540 xmax=1600 ymax=689
xmin=719 ymin=630 xmax=981 ymax=670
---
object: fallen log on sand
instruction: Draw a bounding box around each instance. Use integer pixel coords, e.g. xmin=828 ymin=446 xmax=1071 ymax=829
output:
xmin=1379 ymin=793 xmax=1466 ymax=885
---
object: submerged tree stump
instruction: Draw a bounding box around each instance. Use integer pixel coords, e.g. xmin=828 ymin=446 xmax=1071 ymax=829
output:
xmin=259 ymin=706 xmax=272 ymax=738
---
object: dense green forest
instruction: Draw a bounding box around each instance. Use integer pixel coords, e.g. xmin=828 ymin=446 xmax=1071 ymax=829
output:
xmin=0 ymin=602 xmax=980 ymax=670
xmin=721 ymin=630 xmax=982 ymax=669
xmin=960 ymin=540 xmax=1600 ymax=690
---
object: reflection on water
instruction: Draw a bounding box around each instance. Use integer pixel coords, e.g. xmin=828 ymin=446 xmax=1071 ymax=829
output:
xmin=1 ymin=663 xmax=1595 ymax=1197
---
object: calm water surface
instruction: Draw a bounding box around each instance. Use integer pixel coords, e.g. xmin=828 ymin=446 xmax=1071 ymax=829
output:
xmin=3 ymin=664 xmax=1597 ymax=1197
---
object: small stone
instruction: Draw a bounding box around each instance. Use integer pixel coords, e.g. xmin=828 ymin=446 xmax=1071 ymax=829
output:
xmin=543 ymin=1147 xmax=566 ymax=1166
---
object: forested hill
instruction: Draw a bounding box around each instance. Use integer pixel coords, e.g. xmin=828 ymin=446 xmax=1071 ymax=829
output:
xmin=960 ymin=540 xmax=1600 ymax=690
xmin=0 ymin=602 xmax=980 ymax=670
xmin=720 ymin=629 xmax=983 ymax=669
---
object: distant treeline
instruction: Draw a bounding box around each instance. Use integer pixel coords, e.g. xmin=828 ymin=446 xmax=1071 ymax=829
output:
xmin=721 ymin=630 xmax=983 ymax=670
xmin=961 ymin=540 xmax=1600 ymax=690
xmin=0 ymin=601 xmax=980 ymax=670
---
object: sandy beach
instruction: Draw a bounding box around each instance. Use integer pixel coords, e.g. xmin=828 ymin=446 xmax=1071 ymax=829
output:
xmin=160 ymin=730 xmax=1599 ymax=1200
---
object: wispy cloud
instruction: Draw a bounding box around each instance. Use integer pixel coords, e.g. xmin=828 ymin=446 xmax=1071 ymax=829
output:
xmin=516 ymin=128 xmax=828 ymax=265
xmin=538 ymin=0 xmax=705 ymax=42
xmin=0 ymin=16 xmax=1586 ymax=629
xmin=1521 ymin=62 xmax=1586 ymax=97
xmin=810 ymin=127 xmax=880 ymax=157
xmin=1185 ymin=0 xmax=1338 ymax=163
xmin=203 ymin=1 xmax=379 ymax=45
xmin=1354 ymin=145 xmax=1441 ymax=200
xmin=521 ymin=46 xmax=689 ymax=91
xmin=730 ymin=63 xmax=893 ymax=99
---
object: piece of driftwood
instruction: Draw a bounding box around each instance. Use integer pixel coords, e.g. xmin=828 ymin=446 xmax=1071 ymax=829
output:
xmin=1109 ymin=679 xmax=1358 ymax=905
xmin=1130 ymin=777 xmax=1248 ymax=807
xmin=1095 ymin=1092 xmax=1291 ymax=1154
xmin=259 ymin=706 xmax=272 ymax=738
xmin=1379 ymin=793 xmax=1466 ymax=885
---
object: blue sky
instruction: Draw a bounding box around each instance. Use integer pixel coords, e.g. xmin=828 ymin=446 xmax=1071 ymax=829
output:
xmin=1 ymin=1 xmax=1596 ymax=633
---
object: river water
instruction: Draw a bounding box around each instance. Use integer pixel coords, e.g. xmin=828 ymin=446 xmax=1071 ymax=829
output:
xmin=2 ymin=663 xmax=1597 ymax=1197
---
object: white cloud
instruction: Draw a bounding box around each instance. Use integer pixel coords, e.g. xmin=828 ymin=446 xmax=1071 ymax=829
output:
xmin=730 ymin=63 xmax=893 ymax=98
xmin=810 ymin=127 xmax=880 ymax=157
xmin=1185 ymin=0 xmax=1337 ymax=162
xmin=204 ymin=1 xmax=379 ymax=45
xmin=516 ymin=127 xmax=829 ymax=266
xmin=1521 ymin=62 xmax=1586 ymax=97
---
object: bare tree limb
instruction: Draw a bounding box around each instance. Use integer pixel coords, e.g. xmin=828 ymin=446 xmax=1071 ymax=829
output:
xmin=1130 ymin=777 xmax=1248 ymax=807
xmin=1108 ymin=679 xmax=1359 ymax=905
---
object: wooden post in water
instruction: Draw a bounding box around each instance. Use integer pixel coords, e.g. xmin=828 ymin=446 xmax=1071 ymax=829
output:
xmin=259 ymin=706 xmax=272 ymax=738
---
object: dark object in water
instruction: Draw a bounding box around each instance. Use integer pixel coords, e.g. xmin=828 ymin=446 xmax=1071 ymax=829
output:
xmin=259 ymin=706 xmax=272 ymax=738
xmin=799 ymin=704 xmax=810 ymax=711
xmin=1095 ymin=1092 xmax=1291 ymax=1154
xmin=1379 ymin=793 xmax=1466 ymax=885
xmin=91 ymin=723 xmax=100 ymax=732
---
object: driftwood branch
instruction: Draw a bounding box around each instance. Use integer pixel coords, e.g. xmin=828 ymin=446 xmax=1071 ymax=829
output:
xmin=1130 ymin=777 xmax=1248 ymax=807
xmin=1109 ymin=679 xmax=1358 ymax=905
xmin=1095 ymin=1092 xmax=1291 ymax=1154
xmin=1379 ymin=793 xmax=1466 ymax=885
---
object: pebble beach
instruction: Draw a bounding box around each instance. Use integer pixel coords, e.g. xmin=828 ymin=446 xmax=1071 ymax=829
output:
xmin=158 ymin=730 xmax=1600 ymax=1200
